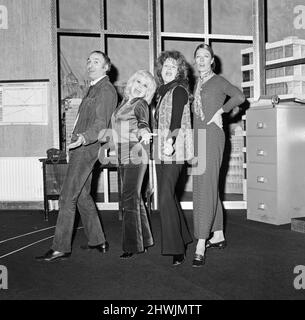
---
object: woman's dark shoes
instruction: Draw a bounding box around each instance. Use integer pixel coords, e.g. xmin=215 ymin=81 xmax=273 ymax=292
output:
xmin=35 ymin=249 xmax=71 ymax=262
xmin=120 ymin=252 xmax=134 ymax=259
xmin=205 ymin=240 xmax=227 ymax=249
xmin=172 ymin=254 xmax=185 ymax=266
xmin=192 ymin=253 xmax=205 ymax=267
xmin=80 ymin=241 xmax=109 ymax=253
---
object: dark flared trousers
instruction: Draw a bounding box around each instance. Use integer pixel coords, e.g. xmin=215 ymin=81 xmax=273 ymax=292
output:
xmin=119 ymin=164 xmax=154 ymax=253
xmin=156 ymin=162 xmax=193 ymax=255
xmin=52 ymin=147 xmax=106 ymax=253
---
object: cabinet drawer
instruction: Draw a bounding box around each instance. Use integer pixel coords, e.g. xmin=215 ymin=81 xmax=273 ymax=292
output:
xmin=247 ymin=163 xmax=277 ymax=191
xmin=246 ymin=109 xmax=276 ymax=136
xmin=247 ymin=137 xmax=277 ymax=163
xmin=247 ymin=189 xmax=278 ymax=224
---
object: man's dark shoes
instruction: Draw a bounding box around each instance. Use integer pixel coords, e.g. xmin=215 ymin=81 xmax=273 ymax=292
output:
xmin=192 ymin=253 xmax=205 ymax=267
xmin=35 ymin=249 xmax=70 ymax=262
xmin=80 ymin=241 xmax=109 ymax=253
xmin=205 ymin=240 xmax=227 ymax=249
xmin=172 ymin=254 xmax=185 ymax=266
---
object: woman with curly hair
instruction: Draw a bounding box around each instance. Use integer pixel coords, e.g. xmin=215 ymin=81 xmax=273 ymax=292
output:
xmin=154 ymin=51 xmax=193 ymax=266
xmin=111 ymin=70 xmax=157 ymax=259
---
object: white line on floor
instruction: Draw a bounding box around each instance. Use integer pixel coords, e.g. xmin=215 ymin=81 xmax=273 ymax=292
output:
xmin=0 ymin=227 xmax=84 ymax=259
xmin=0 ymin=226 xmax=56 ymax=244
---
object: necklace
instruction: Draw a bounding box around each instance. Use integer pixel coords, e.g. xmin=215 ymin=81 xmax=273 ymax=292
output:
xmin=199 ymin=70 xmax=214 ymax=83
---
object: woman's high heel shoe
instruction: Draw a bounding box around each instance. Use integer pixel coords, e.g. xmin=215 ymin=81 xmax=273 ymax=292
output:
xmin=205 ymin=240 xmax=227 ymax=249
xmin=172 ymin=254 xmax=185 ymax=266
xmin=192 ymin=253 xmax=205 ymax=267
xmin=120 ymin=252 xmax=133 ymax=259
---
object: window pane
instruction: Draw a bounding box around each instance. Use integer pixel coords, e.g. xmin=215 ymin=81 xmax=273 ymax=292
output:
xmin=211 ymin=0 xmax=252 ymax=36
xmin=163 ymin=39 xmax=202 ymax=64
xmin=60 ymin=36 xmax=101 ymax=99
xmin=211 ymin=42 xmax=249 ymax=88
xmin=243 ymin=70 xmax=251 ymax=82
xmin=243 ymin=87 xmax=251 ymax=99
xmin=267 ymin=0 xmax=305 ymax=42
xmin=242 ymin=53 xmax=253 ymax=66
xmin=285 ymin=66 xmax=293 ymax=76
xmin=284 ymin=44 xmax=293 ymax=57
xmin=106 ymin=0 xmax=148 ymax=31
xmin=59 ymin=0 xmax=100 ymax=30
xmin=163 ymin=0 xmax=204 ymax=33
xmin=107 ymin=37 xmax=149 ymax=85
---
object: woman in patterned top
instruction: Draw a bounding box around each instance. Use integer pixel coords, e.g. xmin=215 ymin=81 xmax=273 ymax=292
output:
xmin=192 ymin=43 xmax=245 ymax=267
xmin=154 ymin=51 xmax=193 ymax=266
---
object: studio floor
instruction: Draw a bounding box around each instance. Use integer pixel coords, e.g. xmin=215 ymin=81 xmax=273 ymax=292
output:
xmin=0 ymin=208 xmax=305 ymax=301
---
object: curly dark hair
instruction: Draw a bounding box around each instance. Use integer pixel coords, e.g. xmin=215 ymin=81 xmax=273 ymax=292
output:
xmin=155 ymin=50 xmax=188 ymax=86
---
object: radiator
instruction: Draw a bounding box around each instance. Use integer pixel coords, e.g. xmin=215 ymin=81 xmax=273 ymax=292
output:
xmin=0 ymin=157 xmax=43 ymax=201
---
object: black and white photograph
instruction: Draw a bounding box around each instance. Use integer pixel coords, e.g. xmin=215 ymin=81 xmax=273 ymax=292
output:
xmin=0 ymin=0 xmax=305 ymax=313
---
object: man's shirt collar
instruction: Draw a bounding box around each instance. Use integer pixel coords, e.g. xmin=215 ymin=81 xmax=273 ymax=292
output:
xmin=90 ymin=74 xmax=107 ymax=86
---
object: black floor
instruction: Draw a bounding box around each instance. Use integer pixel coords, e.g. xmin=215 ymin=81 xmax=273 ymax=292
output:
xmin=0 ymin=209 xmax=305 ymax=300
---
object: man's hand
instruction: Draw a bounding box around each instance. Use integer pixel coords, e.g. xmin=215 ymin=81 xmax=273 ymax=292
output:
xmin=67 ymin=134 xmax=85 ymax=150
xmin=207 ymin=108 xmax=223 ymax=129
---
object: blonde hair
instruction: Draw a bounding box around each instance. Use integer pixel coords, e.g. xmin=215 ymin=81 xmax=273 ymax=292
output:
xmin=124 ymin=70 xmax=157 ymax=104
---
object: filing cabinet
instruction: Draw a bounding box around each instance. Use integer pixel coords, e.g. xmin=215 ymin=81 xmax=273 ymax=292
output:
xmin=246 ymin=101 xmax=305 ymax=225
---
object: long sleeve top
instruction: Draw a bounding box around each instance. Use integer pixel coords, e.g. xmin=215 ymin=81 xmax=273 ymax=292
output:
xmin=72 ymin=76 xmax=118 ymax=145
xmin=195 ymin=74 xmax=245 ymax=127
xmin=111 ymin=97 xmax=151 ymax=164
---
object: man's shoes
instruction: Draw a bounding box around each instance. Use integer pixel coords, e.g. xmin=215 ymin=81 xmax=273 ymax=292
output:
xmin=35 ymin=249 xmax=70 ymax=262
xmin=120 ymin=252 xmax=133 ymax=259
xmin=80 ymin=241 xmax=109 ymax=253
xmin=205 ymin=240 xmax=227 ymax=249
xmin=172 ymin=254 xmax=185 ymax=266
xmin=192 ymin=253 xmax=205 ymax=267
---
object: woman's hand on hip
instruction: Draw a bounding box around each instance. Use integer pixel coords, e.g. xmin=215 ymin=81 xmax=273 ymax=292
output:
xmin=207 ymin=108 xmax=223 ymax=129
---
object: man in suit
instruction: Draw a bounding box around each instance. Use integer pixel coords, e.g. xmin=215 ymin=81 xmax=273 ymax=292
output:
xmin=36 ymin=51 xmax=118 ymax=262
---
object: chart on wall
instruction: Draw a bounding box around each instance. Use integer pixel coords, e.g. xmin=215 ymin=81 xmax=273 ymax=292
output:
xmin=0 ymin=81 xmax=48 ymax=125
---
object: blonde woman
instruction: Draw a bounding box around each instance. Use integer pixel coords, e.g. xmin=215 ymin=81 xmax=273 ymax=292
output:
xmin=111 ymin=70 xmax=157 ymax=259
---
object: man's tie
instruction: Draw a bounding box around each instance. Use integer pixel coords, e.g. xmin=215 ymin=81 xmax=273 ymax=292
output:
xmin=84 ymin=85 xmax=93 ymax=98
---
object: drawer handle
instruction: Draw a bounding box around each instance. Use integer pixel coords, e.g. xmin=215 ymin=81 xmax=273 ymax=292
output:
xmin=257 ymin=176 xmax=266 ymax=183
xmin=257 ymin=149 xmax=266 ymax=156
xmin=258 ymin=203 xmax=266 ymax=210
xmin=256 ymin=122 xmax=266 ymax=129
